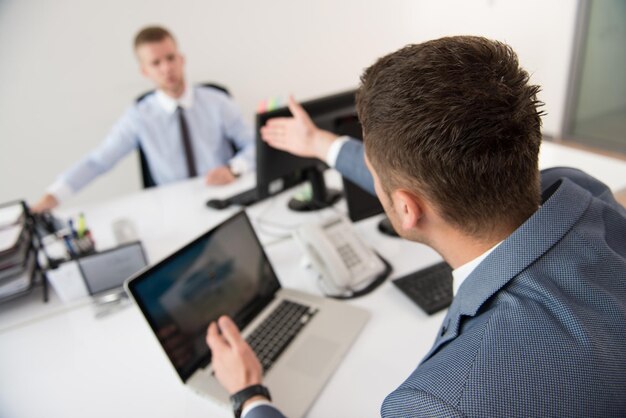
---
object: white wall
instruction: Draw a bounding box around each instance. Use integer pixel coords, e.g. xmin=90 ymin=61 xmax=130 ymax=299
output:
xmin=0 ymin=0 xmax=579 ymax=208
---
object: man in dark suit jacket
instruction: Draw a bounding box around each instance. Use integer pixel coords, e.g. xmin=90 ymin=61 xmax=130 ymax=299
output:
xmin=206 ymin=36 xmax=626 ymax=417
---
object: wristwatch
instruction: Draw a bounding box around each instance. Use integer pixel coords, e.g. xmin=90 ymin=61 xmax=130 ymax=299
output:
xmin=228 ymin=160 xmax=243 ymax=178
xmin=230 ymin=384 xmax=272 ymax=418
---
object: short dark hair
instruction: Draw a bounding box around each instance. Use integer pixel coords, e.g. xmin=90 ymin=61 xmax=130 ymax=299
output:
xmin=133 ymin=26 xmax=175 ymax=50
xmin=357 ymin=36 xmax=544 ymax=237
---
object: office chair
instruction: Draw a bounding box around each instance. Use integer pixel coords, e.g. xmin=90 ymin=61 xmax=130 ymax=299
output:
xmin=135 ymin=83 xmax=232 ymax=189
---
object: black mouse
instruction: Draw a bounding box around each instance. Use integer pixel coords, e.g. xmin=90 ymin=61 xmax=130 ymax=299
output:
xmin=206 ymin=198 xmax=231 ymax=210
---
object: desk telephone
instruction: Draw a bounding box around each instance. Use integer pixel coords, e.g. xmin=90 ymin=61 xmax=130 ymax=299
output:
xmin=293 ymin=217 xmax=386 ymax=298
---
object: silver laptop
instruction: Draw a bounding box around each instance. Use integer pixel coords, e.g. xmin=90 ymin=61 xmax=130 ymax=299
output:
xmin=125 ymin=211 xmax=369 ymax=418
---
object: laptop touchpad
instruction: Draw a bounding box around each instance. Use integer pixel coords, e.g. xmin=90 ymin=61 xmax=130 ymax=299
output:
xmin=286 ymin=336 xmax=339 ymax=378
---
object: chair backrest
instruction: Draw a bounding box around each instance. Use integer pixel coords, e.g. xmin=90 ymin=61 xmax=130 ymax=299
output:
xmin=137 ymin=145 xmax=157 ymax=189
xmin=135 ymin=83 xmax=231 ymax=189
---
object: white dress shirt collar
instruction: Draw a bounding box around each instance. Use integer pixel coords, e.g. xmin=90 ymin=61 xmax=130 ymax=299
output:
xmin=452 ymin=241 xmax=502 ymax=296
xmin=155 ymin=84 xmax=194 ymax=114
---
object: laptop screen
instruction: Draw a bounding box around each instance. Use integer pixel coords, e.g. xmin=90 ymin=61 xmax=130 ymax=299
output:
xmin=126 ymin=211 xmax=281 ymax=381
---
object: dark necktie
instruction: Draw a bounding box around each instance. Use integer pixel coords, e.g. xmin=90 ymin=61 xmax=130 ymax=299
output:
xmin=177 ymin=106 xmax=197 ymax=178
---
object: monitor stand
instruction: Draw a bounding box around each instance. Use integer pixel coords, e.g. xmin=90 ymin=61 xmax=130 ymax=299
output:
xmin=92 ymin=290 xmax=131 ymax=318
xmin=288 ymin=168 xmax=342 ymax=212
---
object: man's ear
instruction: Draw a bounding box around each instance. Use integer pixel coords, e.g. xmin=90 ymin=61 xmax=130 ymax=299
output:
xmin=391 ymin=189 xmax=423 ymax=231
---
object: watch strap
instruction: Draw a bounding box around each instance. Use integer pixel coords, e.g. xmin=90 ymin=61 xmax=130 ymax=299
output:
xmin=230 ymin=384 xmax=271 ymax=418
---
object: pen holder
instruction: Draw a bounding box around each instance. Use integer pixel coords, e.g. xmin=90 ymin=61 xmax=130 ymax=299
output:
xmin=62 ymin=232 xmax=96 ymax=259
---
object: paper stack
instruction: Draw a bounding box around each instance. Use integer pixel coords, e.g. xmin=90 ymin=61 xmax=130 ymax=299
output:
xmin=0 ymin=201 xmax=37 ymax=302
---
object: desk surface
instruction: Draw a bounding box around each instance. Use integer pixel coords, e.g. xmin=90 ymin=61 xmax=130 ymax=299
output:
xmin=1 ymin=141 xmax=625 ymax=418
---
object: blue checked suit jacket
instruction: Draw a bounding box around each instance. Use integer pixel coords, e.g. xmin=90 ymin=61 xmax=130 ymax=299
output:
xmin=247 ymin=139 xmax=626 ymax=418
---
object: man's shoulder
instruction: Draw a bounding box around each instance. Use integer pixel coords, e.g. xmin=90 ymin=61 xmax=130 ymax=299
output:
xmin=190 ymin=85 xmax=236 ymax=116
xmin=387 ymin=274 xmax=626 ymax=415
xmin=127 ymin=93 xmax=171 ymax=123
xmin=541 ymin=166 xmax=622 ymax=206
xmin=134 ymin=90 xmax=157 ymax=105
xmin=131 ymin=92 xmax=159 ymax=113
xmin=194 ymin=84 xmax=231 ymax=102
xmin=540 ymin=167 xmax=626 ymax=245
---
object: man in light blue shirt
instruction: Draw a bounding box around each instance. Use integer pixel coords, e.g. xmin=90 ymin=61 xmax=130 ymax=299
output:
xmin=33 ymin=26 xmax=254 ymax=212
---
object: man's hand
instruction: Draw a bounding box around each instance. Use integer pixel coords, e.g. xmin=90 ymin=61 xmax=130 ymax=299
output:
xmin=260 ymin=95 xmax=338 ymax=161
xmin=205 ymin=166 xmax=236 ymax=185
xmin=31 ymin=193 xmax=59 ymax=213
xmin=206 ymin=316 xmax=263 ymax=395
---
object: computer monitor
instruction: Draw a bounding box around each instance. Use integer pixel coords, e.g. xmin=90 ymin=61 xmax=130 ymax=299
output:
xmin=255 ymin=90 xmax=358 ymax=211
xmin=329 ymin=110 xmax=398 ymax=237
xmin=325 ymin=105 xmax=385 ymax=222
xmin=213 ymin=88 xmax=398 ymax=232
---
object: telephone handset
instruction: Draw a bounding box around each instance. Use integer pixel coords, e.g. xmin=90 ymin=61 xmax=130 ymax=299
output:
xmin=293 ymin=217 xmax=386 ymax=297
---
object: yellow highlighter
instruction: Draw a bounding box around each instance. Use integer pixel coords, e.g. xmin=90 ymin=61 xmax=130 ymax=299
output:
xmin=77 ymin=213 xmax=87 ymax=239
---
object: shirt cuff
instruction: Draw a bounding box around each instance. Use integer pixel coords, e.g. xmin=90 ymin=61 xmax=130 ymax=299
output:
xmin=229 ymin=156 xmax=249 ymax=176
xmin=46 ymin=180 xmax=74 ymax=203
xmin=325 ymin=136 xmax=350 ymax=167
xmin=241 ymin=399 xmax=274 ymax=418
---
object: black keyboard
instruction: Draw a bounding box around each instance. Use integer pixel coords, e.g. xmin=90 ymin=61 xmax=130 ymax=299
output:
xmin=228 ymin=188 xmax=259 ymax=206
xmin=392 ymin=262 xmax=453 ymax=315
xmin=246 ymin=300 xmax=318 ymax=372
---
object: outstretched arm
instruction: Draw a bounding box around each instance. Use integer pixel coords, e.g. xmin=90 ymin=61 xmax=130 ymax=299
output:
xmin=260 ymin=96 xmax=339 ymax=160
xmin=260 ymin=96 xmax=376 ymax=194
xmin=32 ymin=107 xmax=140 ymax=210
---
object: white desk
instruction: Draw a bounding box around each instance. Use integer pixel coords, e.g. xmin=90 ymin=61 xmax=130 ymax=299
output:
xmin=539 ymin=141 xmax=626 ymax=191
xmin=1 ymin=141 xmax=625 ymax=418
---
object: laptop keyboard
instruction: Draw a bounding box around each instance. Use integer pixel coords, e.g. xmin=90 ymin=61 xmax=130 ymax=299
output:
xmin=246 ymin=300 xmax=318 ymax=372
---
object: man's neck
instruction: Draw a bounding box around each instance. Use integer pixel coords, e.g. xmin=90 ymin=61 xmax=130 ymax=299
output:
xmin=431 ymin=225 xmax=514 ymax=269
xmin=162 ymin=81 xmax=186 ymax=99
